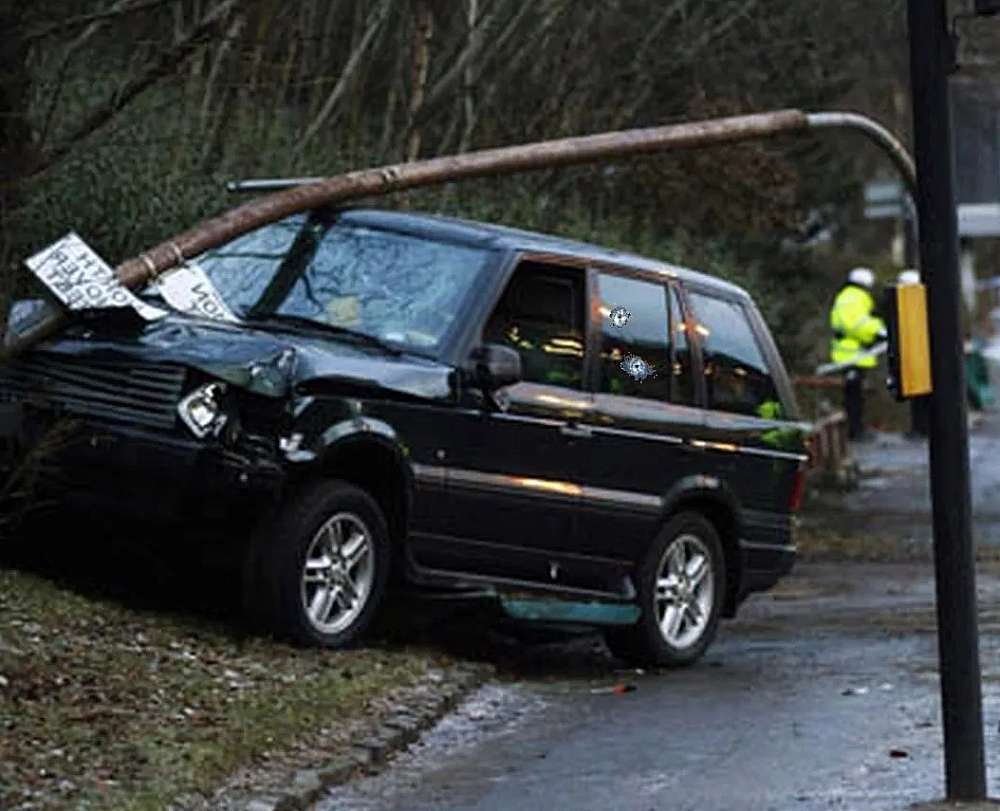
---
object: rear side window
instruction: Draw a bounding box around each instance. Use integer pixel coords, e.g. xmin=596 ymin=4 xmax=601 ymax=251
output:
xmin=686 ymin=290 xmax=783 ymax=418
xmin=596 ymin=272 xmax=695 ymax=405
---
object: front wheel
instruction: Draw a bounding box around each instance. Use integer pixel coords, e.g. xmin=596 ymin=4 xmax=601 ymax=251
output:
xmin=604 ymin=511 xmax=725 ymax=668
xmin=244 ymin=480 xmax=391 ymax=648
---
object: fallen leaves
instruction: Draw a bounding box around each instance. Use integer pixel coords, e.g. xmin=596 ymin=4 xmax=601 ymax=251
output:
xmin=0 ymin=566 xmax=438 ymax=811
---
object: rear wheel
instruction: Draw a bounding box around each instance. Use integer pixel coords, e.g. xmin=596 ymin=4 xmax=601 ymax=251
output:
xmin=243 ymin=480 xmax=391 ymax=648
xmin=604 ymin=511 xmax=725 ymax=667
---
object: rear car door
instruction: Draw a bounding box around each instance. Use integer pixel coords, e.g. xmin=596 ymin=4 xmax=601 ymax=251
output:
xmin=683 ymin=286 xmax=808 ymax=568
xmin=409 ymin=259 xmax=599 ymax=591
xmin=576 ymin=267 xmax=707 ymax=566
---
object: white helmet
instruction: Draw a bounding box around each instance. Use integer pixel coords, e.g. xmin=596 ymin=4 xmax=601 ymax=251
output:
xmin=897 ymin=269 xmax=920 ymax=285
xmin=848 ymin=267 xmax=875 ymax=289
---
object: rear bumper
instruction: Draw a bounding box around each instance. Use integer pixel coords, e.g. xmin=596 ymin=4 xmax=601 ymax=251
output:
xmin=737 ymin=539 xmax=797 ymax=598
xmin=0 ymin=405 xmax=285 ymax=528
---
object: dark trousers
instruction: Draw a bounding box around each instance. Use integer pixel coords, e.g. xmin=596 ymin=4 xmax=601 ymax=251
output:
xmin=844 ymin=368 xmax=864 ymax=439
xmin=909 ymin=395 xmax=930 ymax=437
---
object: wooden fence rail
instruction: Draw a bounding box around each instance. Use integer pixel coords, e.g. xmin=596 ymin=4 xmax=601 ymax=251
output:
xmin=807 ymin=410 xmax=850 ymax=476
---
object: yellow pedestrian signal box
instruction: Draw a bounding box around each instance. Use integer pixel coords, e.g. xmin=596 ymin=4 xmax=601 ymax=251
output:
xmin=883 ymin=282 xmax=933 ymax=401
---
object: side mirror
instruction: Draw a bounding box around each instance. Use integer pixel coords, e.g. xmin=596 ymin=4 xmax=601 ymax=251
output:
xmin=468 ymin=343 xmax=522 ymax=391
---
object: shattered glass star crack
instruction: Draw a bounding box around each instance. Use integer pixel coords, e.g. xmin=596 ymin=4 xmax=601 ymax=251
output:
xmin=608 ymin=305 xmax=631 ymax=329
xmin=621 ymin=353 xmax=656 ymax=382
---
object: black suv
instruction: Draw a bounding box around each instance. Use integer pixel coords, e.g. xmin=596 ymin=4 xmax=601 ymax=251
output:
xmin=0 ymin=208 xmax=809 ymax=666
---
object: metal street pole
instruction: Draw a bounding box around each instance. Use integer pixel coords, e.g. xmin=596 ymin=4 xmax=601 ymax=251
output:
xmin=906 ymin=0 xmax=987 ymax=800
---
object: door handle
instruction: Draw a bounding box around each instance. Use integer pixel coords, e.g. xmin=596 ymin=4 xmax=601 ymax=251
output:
xmin=560 ymin=423 xmax=592 ymax=439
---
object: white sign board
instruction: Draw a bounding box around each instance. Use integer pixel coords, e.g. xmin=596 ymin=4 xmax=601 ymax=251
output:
xmin=156 ymin=262 xmax=240 ymax=323
xmin=958 ymin=203 xmax=1000 ymax=237
xmin=24 ymin=232 xmax=167 ymax=321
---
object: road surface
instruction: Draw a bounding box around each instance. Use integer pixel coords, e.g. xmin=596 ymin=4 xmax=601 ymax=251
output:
xmin=808 ymin=407 xmax=1000 ymax=546
xmin=317 ymin=563 xmax=1000 ymax=811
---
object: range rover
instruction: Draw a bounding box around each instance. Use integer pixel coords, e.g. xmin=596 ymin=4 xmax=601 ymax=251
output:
xmin=0 ymin=208 xmax=809 ymax=666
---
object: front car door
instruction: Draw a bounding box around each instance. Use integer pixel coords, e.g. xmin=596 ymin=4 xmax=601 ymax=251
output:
xmin=408 ymin=257 xmax=612 ymax=594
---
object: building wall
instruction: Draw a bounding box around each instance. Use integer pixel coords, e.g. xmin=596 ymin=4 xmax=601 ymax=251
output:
xmin=951 ymin=78 xmax=1000 ymax=206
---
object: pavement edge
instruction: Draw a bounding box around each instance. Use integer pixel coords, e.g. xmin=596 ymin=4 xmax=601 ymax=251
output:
xmin=240 ymin=663 xmax=490 ymax=811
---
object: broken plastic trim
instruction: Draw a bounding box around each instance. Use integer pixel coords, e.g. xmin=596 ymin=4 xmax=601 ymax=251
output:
xmin=499 ymin=596 xmax=641 ymax=627
xmin=177 ymin=382 xmax=228 ymax=438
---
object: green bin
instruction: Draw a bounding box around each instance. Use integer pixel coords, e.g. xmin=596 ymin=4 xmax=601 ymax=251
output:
xmin=966 ymin=339 xmax=996 ymax=410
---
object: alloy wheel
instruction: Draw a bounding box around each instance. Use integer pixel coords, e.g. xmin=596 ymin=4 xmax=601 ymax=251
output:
xmin=300 ymin=512 xmax=375 ymax=635
xmin=654 ymin=533 xmax=714 ymax=649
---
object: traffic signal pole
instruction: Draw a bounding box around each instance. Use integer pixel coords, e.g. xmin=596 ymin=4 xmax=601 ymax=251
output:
xmin=906 ymin=0 xmax=987 ymax=799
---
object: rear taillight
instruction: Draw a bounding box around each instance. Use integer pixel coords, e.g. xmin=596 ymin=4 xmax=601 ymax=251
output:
xmin=789 ymin=466 xmax=807 ymax=512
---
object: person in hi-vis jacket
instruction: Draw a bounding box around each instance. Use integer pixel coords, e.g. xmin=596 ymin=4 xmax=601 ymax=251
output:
xmin=829 ymin=267 xmax=887 ymax=440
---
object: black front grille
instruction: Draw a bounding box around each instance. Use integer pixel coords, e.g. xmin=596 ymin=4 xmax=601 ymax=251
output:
xmin=0 ymin=351 xmax=186 ymax=431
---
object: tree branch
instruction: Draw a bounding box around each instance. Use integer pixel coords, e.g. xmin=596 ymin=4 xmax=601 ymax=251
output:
xmin=24 ymin=0 xmax=183 ymax=43
xmin=458 ymin=0 xmax=479 ymax=153
xmin=200 ymin=10 xmax=245 ymax=123
xmin=38 ymin=0 xmax=143 ymax=152
xmin=404 ymin=0 xmax=435 ymax=162
xmin=25 ymin=0 xmax=239 ymax=181
xmin=410 ymin=0 xmax=512 ymax=132
xmin=294 ymin=0 xmax=391 ymax=159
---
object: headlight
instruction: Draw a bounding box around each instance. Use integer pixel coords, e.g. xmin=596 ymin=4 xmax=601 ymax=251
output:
xmin=178 ymin=382 xmax=228 ymax=438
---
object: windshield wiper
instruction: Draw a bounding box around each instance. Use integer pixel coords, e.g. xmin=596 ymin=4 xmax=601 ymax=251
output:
xmin=243 ymin=313 xmax=404 ymax=355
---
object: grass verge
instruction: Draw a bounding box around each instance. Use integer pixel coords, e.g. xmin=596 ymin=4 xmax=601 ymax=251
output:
xmin=0 ymin=565 xmax=448 ymax=811
xmin=795 ymin=524 xmax=927 ymax=563
xmin=797 ymin=522 xmax=1000 ymax=565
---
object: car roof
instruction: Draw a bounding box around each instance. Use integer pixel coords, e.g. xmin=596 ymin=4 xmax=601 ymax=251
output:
xmin=335 ymin=208 xmax=750 ymax=300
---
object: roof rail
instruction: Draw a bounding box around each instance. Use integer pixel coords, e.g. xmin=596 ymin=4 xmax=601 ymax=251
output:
xmin=225 ymin=177 xmax=325 ymax=193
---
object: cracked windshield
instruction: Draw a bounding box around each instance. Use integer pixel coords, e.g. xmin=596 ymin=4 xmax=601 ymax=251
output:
xmin=192 ymin=213 xmax=493 ymax=354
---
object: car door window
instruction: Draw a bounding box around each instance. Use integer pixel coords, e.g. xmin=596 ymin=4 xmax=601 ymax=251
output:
xmin=482 ymin=262 xmax=586 ymax=389
xmin=596 ymin=272 xmax=695 ymax=405
xmin=596 ymin=272 xmax=670 ymax=401
xmin=686 ymin=290 xmax=783 ymax=418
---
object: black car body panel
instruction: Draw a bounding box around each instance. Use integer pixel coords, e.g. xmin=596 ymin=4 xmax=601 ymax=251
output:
xmin=12 ymin=311 xmax=456 ymax=401
xmin=0 ymin=207 xmax=809 ymax=622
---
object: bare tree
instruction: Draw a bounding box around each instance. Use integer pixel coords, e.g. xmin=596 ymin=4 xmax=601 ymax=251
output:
xmin=24 ymin=0 xmax=240 ymax=181
xmin=200 ymin=9 xmax=245 ymax=124
xmin=376 ymin=21 xmax=408 ymax=164
xmin=405 ymin=0 xmax=435 ymax=162
xmin=458 ymin=0 xmax=479 ymax=153
xmin=295 ymin=0 xmax=392 ymax=159
xmin=37 ymin=0 xmax=143 ymax=152
xmin=22 ymin=0 xmax=181 ymax=43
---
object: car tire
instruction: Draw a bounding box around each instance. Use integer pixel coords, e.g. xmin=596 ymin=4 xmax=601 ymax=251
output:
xmin=604 ymin=511 xmax=726 ymax=668
xmin=243 ymin=479 xmax=391 ymax=648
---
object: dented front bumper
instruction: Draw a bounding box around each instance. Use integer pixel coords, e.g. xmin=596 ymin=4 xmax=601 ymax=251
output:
xmin=1 ymin=408 xmax=285 ymax=528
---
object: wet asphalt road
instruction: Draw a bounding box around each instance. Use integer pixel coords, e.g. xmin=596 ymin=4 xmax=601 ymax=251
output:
xmin=314 ymin=411 xmax=1000 ymax=811
xmin=812 ymin=411 xmax=1000 ymax=546
xmin=317 ymin=563 xmax=1000 ymax=811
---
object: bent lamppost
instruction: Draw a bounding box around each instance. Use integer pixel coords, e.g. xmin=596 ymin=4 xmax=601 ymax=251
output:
xmin=2 ymin=108 xmax=915 ymax=361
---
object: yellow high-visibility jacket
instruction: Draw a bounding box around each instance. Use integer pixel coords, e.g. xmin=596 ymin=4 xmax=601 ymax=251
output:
xmin=829 ymin=284 xmax=886 ymax=369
